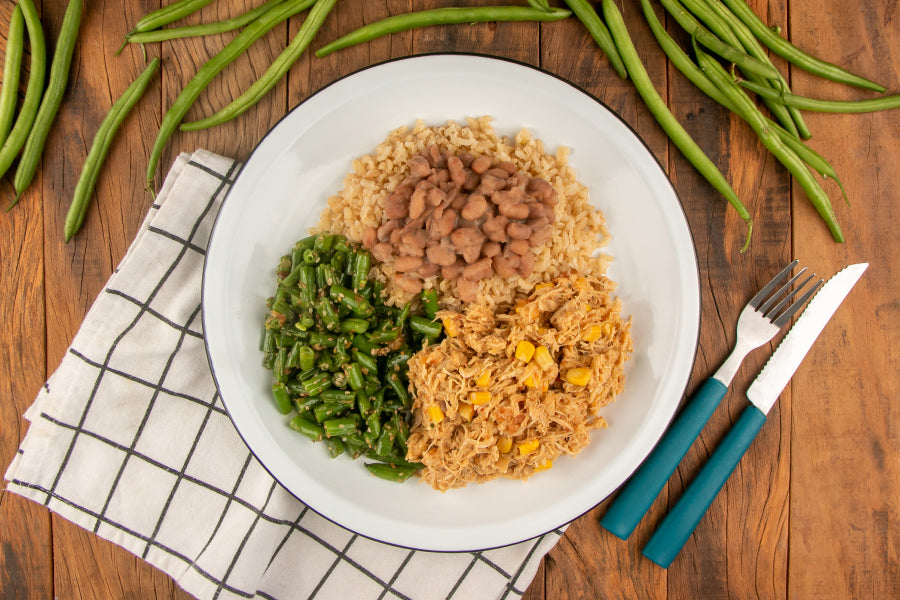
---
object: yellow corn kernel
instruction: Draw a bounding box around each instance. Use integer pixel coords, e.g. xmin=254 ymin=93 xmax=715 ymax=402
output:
xmin=533 ymin=346 xmax=554 ymax=371
xmin=565 ymin=367 xmax=591 ymax=386
xmin=458 ymin=402 xmax=474 ymax=421
xmin=583 ymin=325 xmax=603 ymax=342
xmin=474 ymin=371 xmax=490 ymax=387
xmin=427 ymin=405 xmax=444 ymax=424
xmin=534 ymin=460 xmax=553 ymax=473
xmin=515 ymin=340 xmax=535 ymax=363
xmin=442 ymin=317 xmax=459 ymax=338
xmin=514 ymin=299 xmax=528 ymax=314
xmin=523 ymin=375 xmax=536 ymax=388
xmin=469 ymin=391 xmax=492 ymax=405
xmin=497 ymin=436 xmax=513 ymax=454
xmin=534 ymin=282 xmax=552 ymax=292
xmin=517 ymin=439 xmax=540 ymax=456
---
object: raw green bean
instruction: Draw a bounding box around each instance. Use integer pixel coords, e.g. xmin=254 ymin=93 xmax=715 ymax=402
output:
xmin=639 ymin=0 xmax=845 ymax=195
xmin=63 ymin=58 xmax=159 ymax=234
xmin=13 ymin=0 xmax=82 ymax=199
xmin=0 ymin=6 xmax=24 ymax=149
xmin=364 ymin=462 xmax=417 ymax=483
xmin=719 ymin=0 xmax=885 ymax=92
xmin=738 ymin=79 xmax=900 ymax=113
xmin=182 ymin=0 xmax=337 ymax=130
xmin=562 ymin=0 xmax=627 ymax=79
xmin=289 ymin=415 xmax=324 ymax=441
xmin=125 ymin=0 xmax=285 ymax=44
xmin=602 ymin=0 xmax=753 ymax=250
xmin=0 ymin=0 xmax=44 ymax=183
xmin=146 ymin=0 xmax=316 ymax=187
xmin=657 ymin=0 xmax=780 ymax=82
xmin=129 ymin=0 xmax=217 ymax=35
xmin=316 ymin=6 xmax=572 ymax=57
xmin=695 ymin=0 xmax=808 ymax=138
xmin=272 ymin=382 xmax=292 ymax=414
xmin=697 ymin=48 xmax=843 ymax=242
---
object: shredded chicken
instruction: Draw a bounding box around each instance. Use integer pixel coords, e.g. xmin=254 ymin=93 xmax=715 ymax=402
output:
xmin=406 ymin=274 xmax=633 ymax=491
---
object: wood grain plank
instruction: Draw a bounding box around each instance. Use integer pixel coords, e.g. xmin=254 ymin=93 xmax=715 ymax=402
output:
xmin=0 ymin=7 xmax=52 ymax=598
xmin=789 ymin=1 xmax=900 ymax=598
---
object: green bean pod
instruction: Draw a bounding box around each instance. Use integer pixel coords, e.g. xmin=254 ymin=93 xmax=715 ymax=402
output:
xmin=64 ymin=58 xmax=161 ymax=241
xmin=289 ymin=415 xmax=324 ymax=441
xmin=738 ymin=80 xmax=900 ymax=113
xmin=0 ymin=6 xmax=25 ymax=149
xmin=316 ymin=6 xmax=572 ymax=58
xmin=182 ymin=0 xmax=337 ymax=131
xmin=720 ymin=0 xmax=885 ymax=92
xmin=14 ymin=0 xmax=83 ymax=200
xmin=658 ymin=0 xmax=780 ymax=82
xmin=697 ymin=48 xmax=843 ymax=241
xmin=602 ymin=0 xmax=753 ymax=250
xmin=129 ymin=0 xmax=216 ymax=35
xmin=562 ymin=0 xmax=627 ymax=79
xmin=125 ymin=0 xmax=285 ymax=44
xmin=146 ymin=0 xmax=317 ymax=187
xmin=364 ymin=462 xmax=417 ymax=483
xmin=0 ymin=0 xmax=45 ymax=183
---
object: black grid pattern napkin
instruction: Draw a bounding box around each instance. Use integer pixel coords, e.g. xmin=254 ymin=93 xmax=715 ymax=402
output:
xmin=4 ymin=150 xmax=562 ymax=600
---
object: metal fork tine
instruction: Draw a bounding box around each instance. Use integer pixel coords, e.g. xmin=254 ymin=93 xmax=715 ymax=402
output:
xmin=758 ymin=267 xmax=808 ymax=315
xmin=772 ymin=277 xmax=824 ymax=327
xmin=763 ymin=272 xmax=814 ymax=319
xmin=749 ymin=259 xmax=799 ymax=309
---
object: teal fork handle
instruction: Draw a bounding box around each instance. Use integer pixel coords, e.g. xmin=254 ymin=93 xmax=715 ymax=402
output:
xmin=600 ymin=378 xmax=728 ymax=539
xmin=642 ymin=404 xmax=767 ymax=568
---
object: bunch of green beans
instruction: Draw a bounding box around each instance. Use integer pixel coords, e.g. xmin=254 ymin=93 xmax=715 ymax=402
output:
xmin=262 ymin=233 xmax=444 ymax=483
xmin=574 ymin=0 xmax=900 ymax=245
xmin=0 ymin=0 xmax=44 ymax=185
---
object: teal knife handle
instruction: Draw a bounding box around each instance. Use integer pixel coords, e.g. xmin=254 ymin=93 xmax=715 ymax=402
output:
xmin=642 ymin=405 xmax=767 ymax=568
xmin=600 ymin=378 xmax=728 ymax=539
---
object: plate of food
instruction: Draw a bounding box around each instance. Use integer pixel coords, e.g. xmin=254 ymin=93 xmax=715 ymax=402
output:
xmin=203 ymin=54 xmax=700 ymax=552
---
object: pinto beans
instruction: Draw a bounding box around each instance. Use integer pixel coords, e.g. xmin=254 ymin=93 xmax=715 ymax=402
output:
xmin=462 ymin=257 xmax=494 ymax=281
xmin=369 ymin=147 xmax=558 ymax=301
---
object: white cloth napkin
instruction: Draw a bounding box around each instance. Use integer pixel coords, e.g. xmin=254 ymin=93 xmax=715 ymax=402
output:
xmin=4 ymin=149 xmax=562 ymax=600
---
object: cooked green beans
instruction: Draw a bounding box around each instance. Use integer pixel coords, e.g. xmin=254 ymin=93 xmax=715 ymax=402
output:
xmin=738 ymin=80 xmax=900 ymax=113
xmin=562 ymin=0 xmax=626 ymax=79
xmin=0 ymin=6 xmax=25 ymax=149
xmin=146 ymin=0 xmax=316 ymax=187
xmin=181 ymin=0 xmax=337 ymax=131
xmin=13 ymin=0 xmax=83 ymax=199
xmin=0 ymin=0 xmax=44 ymax=183
xmin=601 ymin=0 xmax=753 ymax=250
xmin=719 ymin=0 xmax=885 ymax=92
xmin=315 ymin=6 xmax=572 ymax=58
xmin=125 ymin=0 xmax=285 ymax=44
xmin=129 ymin=0 xmax=217 ymax=35
xmin=697 ymin=48 xmax=843 ymax=242
xmin=263 ymin=233 xmax=441 ymax=481
xmin=62 ymin=48 xmax=155 ymax=239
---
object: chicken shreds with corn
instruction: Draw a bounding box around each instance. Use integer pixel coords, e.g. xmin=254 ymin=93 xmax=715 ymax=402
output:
xmin=405 ymin=274 xmax=633 ymax=491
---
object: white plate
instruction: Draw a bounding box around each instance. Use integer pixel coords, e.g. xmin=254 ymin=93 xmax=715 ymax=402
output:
xmin=203 ymin=54 xmax=700 ymax=552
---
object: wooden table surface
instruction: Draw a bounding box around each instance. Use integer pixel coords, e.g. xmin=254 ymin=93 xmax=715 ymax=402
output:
xmin=1 ymin=1 xmax=897 ymax=598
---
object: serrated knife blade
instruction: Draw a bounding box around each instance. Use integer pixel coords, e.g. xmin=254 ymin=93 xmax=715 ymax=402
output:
xmin=746 ymin=262 xmax=868 ymax=415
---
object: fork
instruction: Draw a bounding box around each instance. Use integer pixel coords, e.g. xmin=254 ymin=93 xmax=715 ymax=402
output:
xmin=600 ymin=260 xmax=821 ymax=539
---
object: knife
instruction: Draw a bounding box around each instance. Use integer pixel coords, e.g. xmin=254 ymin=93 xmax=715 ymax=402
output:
xmin=641 ymin=262 xmax=868 ymax=568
